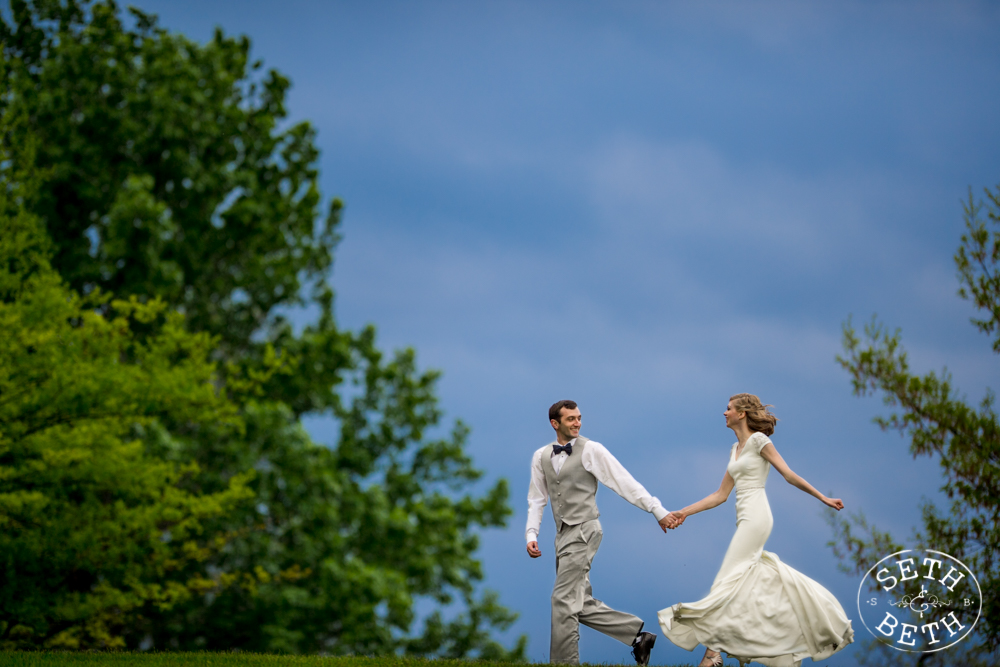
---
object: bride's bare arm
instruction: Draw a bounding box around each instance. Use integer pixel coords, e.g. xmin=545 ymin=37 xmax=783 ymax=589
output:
xmin=667 ymin=471 xmax=736 ymax=526
xmin=759 ymin=443 xmax=844 ymax=510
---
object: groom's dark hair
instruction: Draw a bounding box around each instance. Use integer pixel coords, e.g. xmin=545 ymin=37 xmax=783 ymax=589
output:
xmin=549 ymin=400 xmax=578 ymax=423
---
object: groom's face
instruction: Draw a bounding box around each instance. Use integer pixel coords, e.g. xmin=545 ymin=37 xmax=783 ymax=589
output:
xmin=551 ymin=407 xmax=581 ymax=441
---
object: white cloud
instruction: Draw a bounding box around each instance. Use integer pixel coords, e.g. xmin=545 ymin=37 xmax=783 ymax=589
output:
xmin=583 ymin=135 xmax=925 ymax=275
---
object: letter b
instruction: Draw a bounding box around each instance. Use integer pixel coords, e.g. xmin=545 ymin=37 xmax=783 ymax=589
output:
xmin=876 ymin=612 xmax=899 ymax=637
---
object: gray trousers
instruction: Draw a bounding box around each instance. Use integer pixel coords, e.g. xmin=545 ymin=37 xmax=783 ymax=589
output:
xmin=550 ymin=518 xmax=643 ymax=664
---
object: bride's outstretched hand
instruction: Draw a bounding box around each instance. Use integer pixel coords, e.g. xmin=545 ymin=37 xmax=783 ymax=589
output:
xmin=822 ymin=497 xmax=844 ymax=511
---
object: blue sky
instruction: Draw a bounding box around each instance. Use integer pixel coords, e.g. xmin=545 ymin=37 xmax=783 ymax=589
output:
xmin=130 ymin=2 xmax=1000 ymax=663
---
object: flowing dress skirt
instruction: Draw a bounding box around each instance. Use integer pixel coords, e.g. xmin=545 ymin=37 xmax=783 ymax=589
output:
xmin=658 ymin=488 xmax=853 ymax=667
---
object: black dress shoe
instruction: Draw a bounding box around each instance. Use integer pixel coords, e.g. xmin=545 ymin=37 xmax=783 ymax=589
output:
xmin=631 ymin=631 xmax=656 ymax=666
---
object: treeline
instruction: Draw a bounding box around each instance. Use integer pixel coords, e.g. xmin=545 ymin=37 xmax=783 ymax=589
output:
xmin=0 ymin=0 xmax=524 ymax=658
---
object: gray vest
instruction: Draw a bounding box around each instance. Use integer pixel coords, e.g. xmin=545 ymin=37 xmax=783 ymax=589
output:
xmin=542 ymin=436 xmax=600 ymax=529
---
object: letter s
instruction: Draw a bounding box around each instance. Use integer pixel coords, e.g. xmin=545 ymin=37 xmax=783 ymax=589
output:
xmin=876 ymin=567 xmax=898 ymax=592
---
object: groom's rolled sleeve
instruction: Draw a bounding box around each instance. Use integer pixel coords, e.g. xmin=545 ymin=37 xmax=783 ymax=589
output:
xmin=525 ymin=447 xmax=549 ymax=543
xmin=583 ymin=441 xmax=670 ymax=521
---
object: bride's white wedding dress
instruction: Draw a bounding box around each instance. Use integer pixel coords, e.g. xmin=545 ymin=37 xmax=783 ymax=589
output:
xmin=658 ymin=432 xmax=854 ymax=667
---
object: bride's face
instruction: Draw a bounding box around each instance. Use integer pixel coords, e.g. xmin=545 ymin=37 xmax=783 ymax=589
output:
xmin=723 ymin=401 xmax=744 ymax=429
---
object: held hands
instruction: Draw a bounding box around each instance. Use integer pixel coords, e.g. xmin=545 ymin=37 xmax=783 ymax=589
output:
xmin=658 ymin=511 xmax=686 ymax=532
xmin=822 ymin=497 xmax=845 ymax=511
xmin=526 ymin=541 xmax=542 ymax=558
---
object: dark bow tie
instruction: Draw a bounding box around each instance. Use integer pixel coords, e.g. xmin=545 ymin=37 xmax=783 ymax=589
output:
xmin=553 ymin=443 xmax=573 ymax=456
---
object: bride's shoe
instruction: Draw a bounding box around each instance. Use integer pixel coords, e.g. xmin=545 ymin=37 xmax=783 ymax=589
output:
xmin=697 ymin=648 xmax=722 ymax=667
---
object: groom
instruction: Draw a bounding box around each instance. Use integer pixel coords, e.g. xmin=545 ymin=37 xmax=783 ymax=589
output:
xmin=526 ymin=400 xmax=673 ymax=665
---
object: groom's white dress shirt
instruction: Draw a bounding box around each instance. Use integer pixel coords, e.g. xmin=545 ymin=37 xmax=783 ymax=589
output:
xmin=525 ymin=437 xmax=669 ymax=543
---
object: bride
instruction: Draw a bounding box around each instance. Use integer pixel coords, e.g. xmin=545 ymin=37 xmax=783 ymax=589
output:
xmin=658 ymin=394 xmax=854 ymax=667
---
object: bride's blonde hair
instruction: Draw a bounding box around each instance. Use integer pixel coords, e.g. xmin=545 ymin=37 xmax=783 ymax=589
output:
xmin=730 ymin=393 xmax=778 ymax=436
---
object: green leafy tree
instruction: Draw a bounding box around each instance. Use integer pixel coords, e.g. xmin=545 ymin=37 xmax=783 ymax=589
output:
xmin=1 ymin=0 xmax=337 ymax=357
xmin=0 ymin=117 xmax=253 ymax=649
xmin=831 ymin=184 xmax=1000 ymax=666
xmin=1 ymin=0 xmax=522 ymax=657
xmin=146 ymin=399 xmax=518 ymax=657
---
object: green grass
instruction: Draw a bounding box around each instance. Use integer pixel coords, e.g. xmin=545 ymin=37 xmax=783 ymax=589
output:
xmin=0 ymin=655 xmax=700 ymax=667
